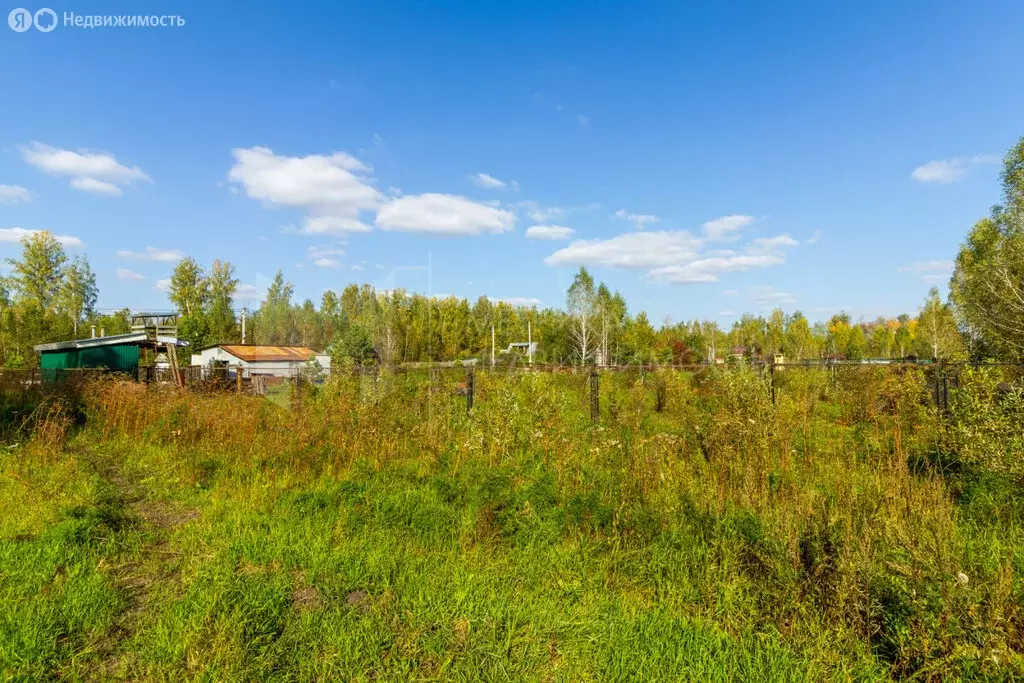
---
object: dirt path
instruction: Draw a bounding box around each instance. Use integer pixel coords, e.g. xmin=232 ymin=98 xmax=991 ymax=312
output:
xmin=79 ymin=451 xmax=198 ymax=680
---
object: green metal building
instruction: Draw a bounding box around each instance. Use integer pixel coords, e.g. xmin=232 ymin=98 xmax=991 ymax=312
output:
xmin=34 ymin=313 xmax=188 ymax=382
xmin=35 ymin=333 xmax=149 ymax=377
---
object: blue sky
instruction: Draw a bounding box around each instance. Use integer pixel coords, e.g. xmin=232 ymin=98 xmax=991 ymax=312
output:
xmin=2 ymin=0 xmax=1022 ymax=324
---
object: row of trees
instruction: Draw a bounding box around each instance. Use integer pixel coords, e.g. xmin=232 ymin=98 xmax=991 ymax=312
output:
xmin=3 ymin=136 xmax=1022 ymax=369
xmin=162 ymin=257 xmax=959 ymax=366
xmin=0 ymin=232 xmax=971 ymax=370
xmin=563 ymin=271 xmax=960 ymax=365
xmin=0 ymin=232 xmax=129 ymax=368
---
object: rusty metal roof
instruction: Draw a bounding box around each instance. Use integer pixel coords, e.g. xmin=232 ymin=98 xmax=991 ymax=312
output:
xmin=218 ymin=345 xmax=318 ymax=362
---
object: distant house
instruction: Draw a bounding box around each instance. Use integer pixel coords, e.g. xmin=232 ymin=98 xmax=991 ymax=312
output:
xmin=191 ymin=345 xmax=330 ymax=378
xmin=729 ymin=346 xmax=749 ymax=361
xmin=505 ymin=342 xmax=538 ymax=356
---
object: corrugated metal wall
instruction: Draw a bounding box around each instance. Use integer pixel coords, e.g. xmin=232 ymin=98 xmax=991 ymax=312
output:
xmin=78 ymin=345 xmax=139 ymax=371
xmin=40 ymin=344 xmax=140 ymax=372
xmin=40 ymin=350 xmax=75 ymax=370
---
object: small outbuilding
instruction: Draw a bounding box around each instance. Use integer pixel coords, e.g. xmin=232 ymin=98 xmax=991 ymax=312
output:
xmin=191 ymin=345 xmax=331 ymax=378
xmin=34 ymin=331 xmax=187 ymax=378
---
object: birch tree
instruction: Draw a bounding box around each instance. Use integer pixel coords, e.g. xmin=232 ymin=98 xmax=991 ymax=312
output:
xmin=566 ymin=267 xmax=597 ymax=366
xmin=951 ymin=137 xmax=1024 ymax=359
xmin=58 ymin=256 xmax=97 ymax=336
xmin=5 ymin=231 xmax=66 ymax=312
xmin=168 ymin=257 xmax=207 ymax=317
xmin=916 ymin=287 xmax=964 ymax=360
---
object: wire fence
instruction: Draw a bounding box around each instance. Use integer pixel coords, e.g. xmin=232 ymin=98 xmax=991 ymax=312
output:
xmin=0 ymin=361 xmax=1021 ymax=426
xmin=311 ymin=361 xmax=1024 ymax=425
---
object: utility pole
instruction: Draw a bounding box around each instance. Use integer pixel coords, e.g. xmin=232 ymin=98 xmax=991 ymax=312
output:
xmin=491 ymin=325 xmax=495 ymax=368
xmin=241 ymin=307 xmax=247 ymax=344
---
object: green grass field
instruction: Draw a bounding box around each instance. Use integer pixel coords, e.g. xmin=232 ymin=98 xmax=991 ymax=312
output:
xmin=1 ymin=367 xmax=1022 ymax=681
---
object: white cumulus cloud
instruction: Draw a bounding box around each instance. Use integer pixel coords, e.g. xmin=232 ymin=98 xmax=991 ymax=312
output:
xmin=519 ymin=201 xmax=566 ymax=223
xmin=911 ymin=155 xmax=997 ymax=184
xmin=901 ymin=259 xmax=954 ymax=284
xmin=0 ymin=185 xmax=32 ymax=205
xmin=613 ymin=209 xmax=659 ymax=230
xmin=749 ymin=285 xmax=797 ymax=310
xmin=545 ymin=231 xmax=702 ymax=268
xmin=117 ymin=247 xmax=185 ymax=262
xmin=649 ymin=253 xmax=787 ymax=284
xmin=471 ymin=172 xmax=511 ymax=189
xmin=20 ymin=142 xmax=149 ymax=196
xmin=70 ymin=177 xmax=123 ymax=196
xmin=546 ymin=222 xmax=797 ymax=284
xmin=376 ymin=193 xmax=515 ymax=235
xmin=116 ymin=268 xmax=145 ymax=281
xmin=0 ymin=227 xmax=83 ymax=248
xmin=750 ymin=234 xmax=799 ymax=250
xmin=702 ymin=214 xmax=755 ymax=241
xmin=526 ymin=225 xmax=574 ymax=240
xmin=228 ymin=146 xmax=382 ymax=235
xmin=308 ymin=245 xmax=345 ymax=268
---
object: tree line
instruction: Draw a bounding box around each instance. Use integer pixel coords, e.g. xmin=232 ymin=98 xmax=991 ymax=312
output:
xmin=160 ymin=258 xmax=961 ymax=366
xmin=0 ymin=232 xmax=130 ymax=368
xmin=2 ymin=138 xmax=1022 ymax=369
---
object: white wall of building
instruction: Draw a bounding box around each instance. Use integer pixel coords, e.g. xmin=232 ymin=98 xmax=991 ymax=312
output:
xmin=191 ymin=347 xmax=330 ymax=378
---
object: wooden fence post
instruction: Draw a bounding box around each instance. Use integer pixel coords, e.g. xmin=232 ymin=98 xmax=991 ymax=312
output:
xmin=236 ymin=365 xmax=242 ymax=394
xmin=589 ymin=368 xmax=599 ymax=423
xmin=654 ymin=374 xmax=666 ymax=413
xmin=466 ymin=366 xmax=474 ymax=414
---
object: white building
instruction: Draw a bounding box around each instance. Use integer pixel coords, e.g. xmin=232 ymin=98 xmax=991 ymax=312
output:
xmin=191 ymin=345 xmax=330 ymax=378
